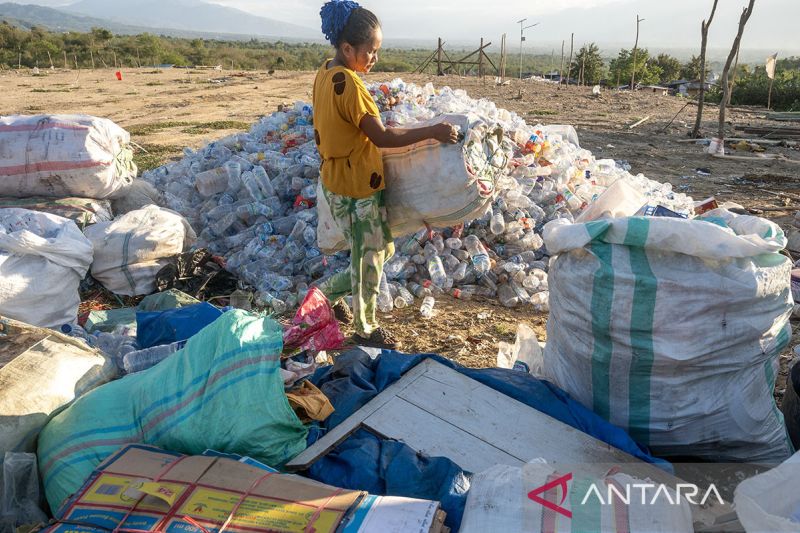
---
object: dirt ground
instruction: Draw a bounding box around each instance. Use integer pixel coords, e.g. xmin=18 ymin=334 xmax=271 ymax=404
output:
xmin=2 ymin=67 xmax=799 ymax=398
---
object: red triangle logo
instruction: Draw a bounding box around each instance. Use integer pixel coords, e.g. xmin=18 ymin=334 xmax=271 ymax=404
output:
xmin=528 ymin=472 xmax=573 ymax=519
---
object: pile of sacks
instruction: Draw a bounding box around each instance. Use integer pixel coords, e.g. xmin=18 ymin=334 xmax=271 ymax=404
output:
xmin=0 ymin=115 xmax=193 ymax=328
xmin=142 ymin=79 xmax=694 ymax=316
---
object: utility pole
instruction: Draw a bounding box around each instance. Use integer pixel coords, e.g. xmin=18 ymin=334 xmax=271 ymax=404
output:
xmin=566 ymin=33 xmax=574 ymax=85
xmin=630 ymin=15 xmax=645 ymax=90
xmin=517 ymin=18 xmax=539 ymax=80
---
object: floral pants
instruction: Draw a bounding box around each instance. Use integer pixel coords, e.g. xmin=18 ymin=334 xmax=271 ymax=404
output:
xmin=317 ymin=186 xmax=394 ymax=336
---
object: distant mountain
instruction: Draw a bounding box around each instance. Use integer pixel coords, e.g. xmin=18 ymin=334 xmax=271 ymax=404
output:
xmin=0 ymin=2 xmax=151 ymax=33
xmin=64 ymin=0 xmax=318 ymax=39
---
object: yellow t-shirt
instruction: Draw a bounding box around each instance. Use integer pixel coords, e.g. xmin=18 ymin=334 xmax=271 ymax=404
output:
xmin=312 ymin=61 xmax=385 ymax=199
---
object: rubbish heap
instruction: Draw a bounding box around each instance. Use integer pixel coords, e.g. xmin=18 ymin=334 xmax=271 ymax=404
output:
xmin=142 ymin=80 xmax=693 ymax=316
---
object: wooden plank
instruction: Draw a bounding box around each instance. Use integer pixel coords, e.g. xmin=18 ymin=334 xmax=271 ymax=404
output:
xmin=284 ymin=359 xmax=433 ymax=470
xmin=390 ymin=362 xmax=680 ymax=486
xmin=289 ymin=359 xmax=729 ymax=527
xmin=366 ymin=397 xmax=524 ymax=473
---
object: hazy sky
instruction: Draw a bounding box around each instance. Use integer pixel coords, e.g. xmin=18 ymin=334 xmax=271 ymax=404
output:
xmin=13 ymin=0 xmax=800 ymax=55
xmin=218 ymin=0 xmax=800 ymax=53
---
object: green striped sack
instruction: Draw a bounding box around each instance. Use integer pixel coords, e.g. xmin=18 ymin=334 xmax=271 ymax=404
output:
xmin=542 ymin=211 xmax=794 ymax=463
xmin=38 ymin=310 xmax=308 ymax=511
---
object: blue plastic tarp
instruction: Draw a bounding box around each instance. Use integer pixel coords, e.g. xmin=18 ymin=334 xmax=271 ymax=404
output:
xmin=136 ymin=302 xmax=222 ymax=348
xmin=305 ymin=349 xmax=672 ymax=531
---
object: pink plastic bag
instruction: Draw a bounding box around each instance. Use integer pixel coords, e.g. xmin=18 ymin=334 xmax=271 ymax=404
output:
xmin=282 ymin=287 xmax=344 ymax=353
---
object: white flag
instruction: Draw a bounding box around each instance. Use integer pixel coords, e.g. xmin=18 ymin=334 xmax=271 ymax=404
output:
xmin=766 ymin=53 xmax=778 ymax=80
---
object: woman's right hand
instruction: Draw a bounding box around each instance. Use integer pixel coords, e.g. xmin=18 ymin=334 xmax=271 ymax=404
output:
xmin=431 ymin=123 xmax=459 ymax=144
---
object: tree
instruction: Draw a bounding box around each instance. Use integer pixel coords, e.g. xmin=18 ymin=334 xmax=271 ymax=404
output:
xmin=609 ymin=48 xmax=662 ymax=87
xmin=682 ymin=55 xmax=705 ymax=80
xmin=653 ymin=53 xmax=682 ymax=84
xmin=185 ymin=38 xmax=208 ymax=65
xmin=719 ymin=0 xmax=756 ymax=140
xmin=569 ymin=43 xmax=604 ymax=85
xmin=691 ymin=0 xmax=719 ymax=139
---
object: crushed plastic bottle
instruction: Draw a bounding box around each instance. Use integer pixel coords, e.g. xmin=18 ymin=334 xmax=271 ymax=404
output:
xmin=122 ymin=340 xmax=187 ymax=374
xmin=419 ymin=295 xmax=436 ymax=319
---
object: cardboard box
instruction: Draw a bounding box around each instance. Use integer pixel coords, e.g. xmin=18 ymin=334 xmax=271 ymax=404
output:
xmin=44 ymin=445 xmax=445 ymax=533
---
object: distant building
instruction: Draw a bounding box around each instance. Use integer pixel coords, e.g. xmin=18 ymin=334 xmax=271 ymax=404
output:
xmin=639 ymin=85 xmax=670 ymax=95
xmin=664 ymin=79 xmax=716 ymax=97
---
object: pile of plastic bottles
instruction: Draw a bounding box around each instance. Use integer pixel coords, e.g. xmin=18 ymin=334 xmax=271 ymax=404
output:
xmin=141 ymin=80 xmax=692 ymax=316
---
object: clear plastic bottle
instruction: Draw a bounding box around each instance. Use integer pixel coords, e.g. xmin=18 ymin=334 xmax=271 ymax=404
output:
xmin=60 ymin=323 xmax=95 ymax=346
xmin=252 ymin=165 xmax=276 ymax=198
xmin=401 ymin=228 xmax=429 ymax=255
xmin=123 ymin=340 xmax=186 ymax=374
xmin=255 ymin=291 xmax=287 ymax=314
xmin=464 ymin=235 xmax=491 ymax=274
xmin=497 ymin=283 xmax=520 ymax=308
xmin=445 ymin=237 xmax=463 ymax=250
xmin=452 ymin=262 xmax=468 ymax=281
xmin=394 ymin=285 xmax=415 ymax=308
xmin=229 ymin=287 xmax=252 ymax=310
xmin=236 ymin=202 xmax=274 ymax=220
xmin=225 ymin=161 xmax=242 ymax=191
xmin=422 ymin=279 xmax=445 ymax=295
xmin=377 ymin=274 xmax=394 ymax=313
xmin=490 ymin=209 xmax=506 ymax=235
xmin=451 ymin=287 xmax=474 ymax=300
xmin=530 ymin=290 xmax=549 ymax=311
xmin=195 ymin=167 xmax=229 ymax=197
xmin=209 ymin=210 xmax=238 ymax=237
xmin=407 ymin=281 xmax=432 ymax=299
xmin=288 ymin=219 xmax=308 ymax=242
xmin=426 ymin=255 xmax=447 ymax=287
xmin=419 ymin=295 xmax=436 ymax=319
xmin=258 ymin=272 xmax=292 ymax=292
xmin=240 ymin=171 xmax=265 ymax=202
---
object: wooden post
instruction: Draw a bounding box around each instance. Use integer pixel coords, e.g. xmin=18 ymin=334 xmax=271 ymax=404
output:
xmin=768 ymin=75 xmax=775 ymax=110
xmin=74 ymin=54 xmax=78 ymax=70
xmin=630 ymin=15 xmax=644 ymax=90
xmin=63 ymin=50 xmax=68 ymax=69
xmin=479 ymin=38 xmax=484 ymax=80
xmin=113 ymin=51 xmax=118 ymax=69
xmin=559 ymin=40 xmax=565 ymax=86
xmin=47 ymin=51 xmax=54 ymax=69
xmin=437 ymin=37 xmax=442 ymax=76
xmin=691 ymin=0 xmax=719 ymax=138
xmin=136 ymin=48 xmax=141 ymax=68
xmin=90 ymin=48 xmax=95 ymax=69
xmin=580 ymin=49 xmax=586 ymax=86
xmin=18 ymin=49 xmax=21 ymax=70
xmin=566 ymin=33 xmax=574 ymax=85
xmin=499 ymin=35 xmax=504 ymax=81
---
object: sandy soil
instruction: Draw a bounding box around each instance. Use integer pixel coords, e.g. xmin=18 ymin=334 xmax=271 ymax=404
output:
xmin=2 ymin=67 xmax=798 ymax=399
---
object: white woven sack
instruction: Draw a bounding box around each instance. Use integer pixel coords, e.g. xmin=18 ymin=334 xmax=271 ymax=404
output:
xmin=0 ymin=115 xmax=136 ymax=198
xmin=316 ymin=113 xmax=501 ymax=253
xmin=85 ymin=205 xmax=196 ymax=296
xmin=0 ymin=316 xmax=115 ymax=457
xmin=0 ymin=208 xmax=93 ymax=328
xmin=734 ymin=451 xmax=800 ymax=532
xmin=542 ymin=209 xmax=794 ymax=463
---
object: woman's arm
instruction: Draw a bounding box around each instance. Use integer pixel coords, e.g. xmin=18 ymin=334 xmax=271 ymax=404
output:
xmin=359 ymin=114 xmax=459 ymax=148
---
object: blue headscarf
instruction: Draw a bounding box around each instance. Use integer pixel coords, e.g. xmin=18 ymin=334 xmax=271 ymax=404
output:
xmin=320 ymin=0 xmax=361 ymax=46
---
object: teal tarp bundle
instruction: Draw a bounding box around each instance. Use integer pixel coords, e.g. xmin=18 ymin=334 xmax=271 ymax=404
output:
xmin=38 ymin=310 xmax=308 ymax=511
